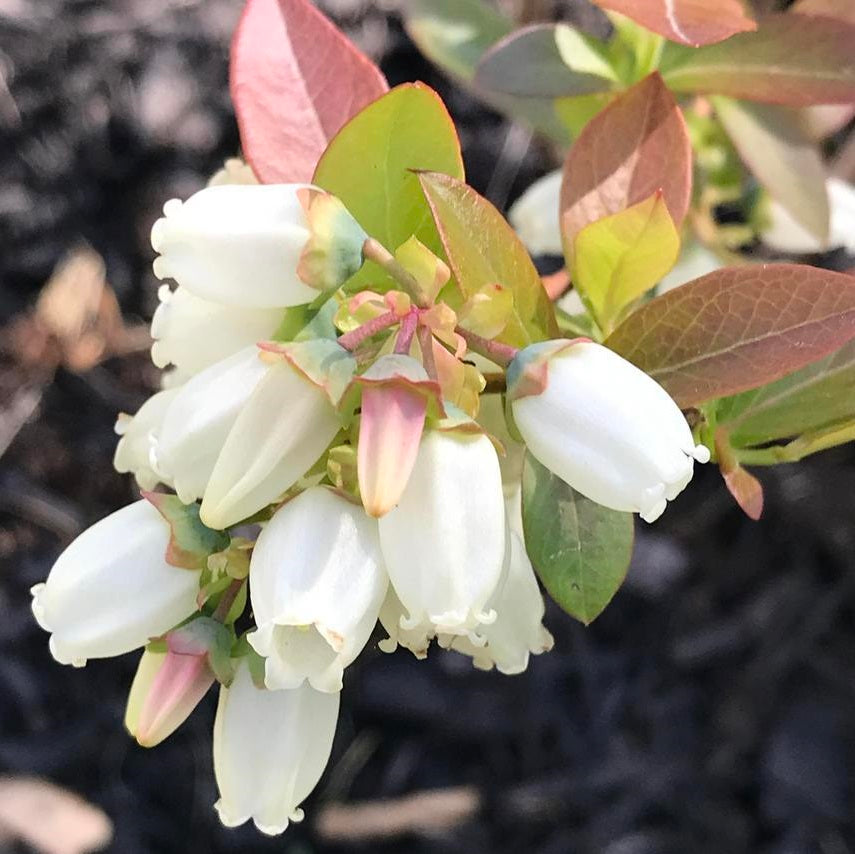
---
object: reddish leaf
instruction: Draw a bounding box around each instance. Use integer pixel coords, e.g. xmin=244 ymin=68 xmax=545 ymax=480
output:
xmin=559 ymin=73 xmax=691 ymax=267
xmin=722 ymin=466 xmax=765 ymax=520
xmin=791 ymin=0 xmax=855 ymax=24
xmin=661 ymin=14 xmax=855 ymax=106
xmin=230 ymin=0 xmax=388 ymax=184
xmin=606 ymin=264 xmax=855 ymax=408
xmin=588 ymin=0 xmax=756 ymax=46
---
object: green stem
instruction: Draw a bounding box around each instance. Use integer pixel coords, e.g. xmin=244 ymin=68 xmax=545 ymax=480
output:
xmin=212 ymin=578 xmax=245 ymax=623
xmin=362 ymin=238 xmax=429 ymax=307
xmin=455 ymin=326 xmax=519 ymax=369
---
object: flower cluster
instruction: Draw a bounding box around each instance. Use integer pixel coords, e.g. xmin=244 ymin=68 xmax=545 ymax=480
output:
xmin=31 ymin=172 xmax=708 ymax=835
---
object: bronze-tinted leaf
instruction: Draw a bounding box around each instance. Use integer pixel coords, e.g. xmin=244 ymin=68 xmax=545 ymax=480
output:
xmin=606 ymin=264 xmax=855 ymax=408
xmin=588 ymin=0 xmax=755 ymax=46
xmin=661 ymin=14 xmax=855 ymax=106
xmin=419 ymin=172 xmax=558 ymax=347
xmin=559 ymin=73 xmax=691 ymax=267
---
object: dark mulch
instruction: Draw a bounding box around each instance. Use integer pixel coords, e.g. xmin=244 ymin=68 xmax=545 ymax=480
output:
xmin=1 ymin=2 xmax=853 ymax=853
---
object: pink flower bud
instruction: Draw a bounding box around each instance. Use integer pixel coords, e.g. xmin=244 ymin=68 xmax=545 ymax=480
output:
xmin=354 ymin=355 xmax=444 ymax=518
xmin=126 ymin=642 xmax=214 ymax=748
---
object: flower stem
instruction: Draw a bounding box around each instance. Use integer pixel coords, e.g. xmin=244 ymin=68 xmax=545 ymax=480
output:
xmin=394 ymin=310 xmax=418 ymax=355
xmin=417 ymin=323 xmax=438 ymax=381
xmin=337 ymin=310 xmax=399 ymax=351
xmin=362 ymin=238 xmax=428 ymax=307
xmin=455 ymin=326 xmax=519 ymax=368
xmin=212 ymin=578 xmax=245 ymax=623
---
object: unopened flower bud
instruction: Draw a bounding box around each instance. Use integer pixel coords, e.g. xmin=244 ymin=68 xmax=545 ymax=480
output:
xmin=355 ymin=354 xmax=442 ymax=517
xmin=213 ymin=661 xmax=339 ymax=835
xmin=30 ymin=501 xmax=201 ymax=666
xmin=150 ymin=184 xmax=321 ymax=308
xmin=509 ymin=340 xmax=710 ymax=522
xmin=378 ymin=429 xmax=506 ymax=646
xmin=125 ymin=644 xmax=214 ymax=747
xmin=154 ymin=346 xmax=269 ymax=505
xmin=248 ymin=487 xmax=387 ymax=692
xmin=199 ymin=341 xmax=353 ymax=530
xmin=151 ymin=285 xmax=282 ymax=376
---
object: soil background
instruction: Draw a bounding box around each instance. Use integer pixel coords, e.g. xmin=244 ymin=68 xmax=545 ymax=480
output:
xmin=0 ymin=1 xmax=853 ymax=853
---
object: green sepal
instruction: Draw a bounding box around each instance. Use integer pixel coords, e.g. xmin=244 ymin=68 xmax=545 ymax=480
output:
xmin=142 ymin=492 xmax=229 ymax=570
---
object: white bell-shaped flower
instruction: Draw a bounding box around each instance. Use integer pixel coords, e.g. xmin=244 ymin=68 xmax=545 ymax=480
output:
xmin=151 ymin=284 xmax=282 ymax=376
xmin=247 ymin=487 xmax=387 ymax=692
xmin=507 ymin=169 xmax=563 ymax=256
xmin=150 ymin=184 xmax=320 ymax=308
xmin=154 ymin=346 xmax=269 ymax=506
xmin=510 ymin=341 xmax=710 ymax=522
xmin=213 ymin=661 xmax=339 ymax=835
xmin=199 ymin=359 xmax=342 ymax=530
xmin=30 ymin=500 xmax=200 ymax=666
xmin=378 ymin=429 xmax=506 ymax=647
xmin=113 ymin=389 xmax=178 ymax=490
xmin=440 ymin=532 xmax=553 ymax=675
xmin=377 ymin=587 xmax=434 ymax=659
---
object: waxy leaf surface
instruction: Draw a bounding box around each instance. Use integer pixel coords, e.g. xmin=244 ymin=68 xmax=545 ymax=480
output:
xmin=717 ymin=339 xmax=855 ymax=447
xmin=230 ymin=0 xmax=387 ymax=183
xmin=714 ymin=98 xmax=829 ymax=242
xmin=419 ymin=172 xmax=557 ymax=347
xmin=560 ymin=73 xmax=691 ymax=267
xmin=522 ymin=453 xmax=634 ymax=625
xmin=606 ymin=264 xmax=855 ymax=408
xmin=475 ymin=24 xmax=616 ymax=98
xmin=314 ymin=84 xmax=464 ymax=293
xmin=573 ymin=191 xmax=679 ymax=333
xmin=589 ymin=0 xmax=755 ymax=46
xmin=661 ymin=14 xmax=855 ymax=106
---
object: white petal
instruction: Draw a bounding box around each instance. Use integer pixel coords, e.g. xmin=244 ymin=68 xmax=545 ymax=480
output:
xmin=150 ymin=184 xmax=319 ymax=308
xmin=513 ymin=342 xmax=706 ymax=519
xmin=199 ymin=361 xmax=341 ymax=529
xmin=247 ymin=487 xmax=387 ymax=692
xmin=508 ymin=170 xmax=563 ymax=256
xmin=442 ymin=533 xmax=553 ymax=675
xmin=377 ymin=586 xmax=434 ymax=659
xmin=30 ymin=500 xmax=200 ymax=666
xmin=113 ymin=389 xmax=178 ymax=490
xmin=378 ymin=431 xmax=506 ymax=645
xmin=154 ymin=346 xmax=269 ymax=505
xmin=213 ymin=663 xmax=339 ymax=835
xmin=151 ymin=285 xmax=282 ymax=376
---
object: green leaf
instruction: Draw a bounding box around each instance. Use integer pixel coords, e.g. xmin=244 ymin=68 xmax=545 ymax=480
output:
xmin=313 ymin=83 xmax=464 ymax=293
xmin=605 ymin=264 xmax=855 ymax=409
xmin=572 ymin=191 xmax=680 ymax=334
xmin=660 ymin=14 xmax=855 ymax=106
xmin=142 ymin=493 xmax=229 ymax=570
xmin=474 ymin=23 xmax=617 ymax=98
xmin=560 ymin=73 xmax=692 ymax=269
xmin=716 ymin=338 xmax=855 ymax=447
xmin=401 ymin=0 xmax=571 ymax=143
xmin=522 ymin=453 xmax=634 ymax=625
xmin=418 ymin=171 xmax=558 ymax=347
xmin=713 ymin=97 xmax=829 ymax=243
